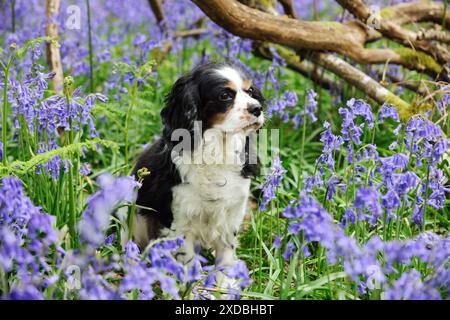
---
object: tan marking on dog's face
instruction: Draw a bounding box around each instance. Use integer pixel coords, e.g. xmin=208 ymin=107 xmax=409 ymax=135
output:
xmin=225 ymin=79 xmax=251 ymax=92
xmin=225 ymin=81 xmax=238 ymax=91
xmin=208 ymin=106 xmax=233 ymax=127
xmin=242 ymin=79 xmax=252 ymax=91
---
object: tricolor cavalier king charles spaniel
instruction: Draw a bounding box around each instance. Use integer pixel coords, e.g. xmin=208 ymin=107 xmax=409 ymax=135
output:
xmin=132 ymin=62 xmax=265 ymax=275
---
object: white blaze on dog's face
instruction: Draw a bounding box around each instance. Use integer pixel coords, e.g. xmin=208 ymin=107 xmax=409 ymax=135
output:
xmin=207 ymin=66 xmax=265 ymax=133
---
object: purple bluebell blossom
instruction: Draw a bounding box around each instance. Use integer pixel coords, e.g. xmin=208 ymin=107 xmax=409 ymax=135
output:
xmin=79 ymin=174 xmax=140 ymax=248
xmin=354 ymin=187 xmax=383 ymax=226
xmin=299 ymin=89 xmax=318 ymax=124
xmin=342 ymin=208 xmax=357 ymax=226
xmin=273 ymin=236 xmax=282 ymax=249
xmin=79 ymin=163 xmax=91 ymax=176
xmin=378 ymin=104 xmax=399 ymax=122
xmin=259 ymin=157 xmax=286 ymax=211
xmin=282 ymin=241 xmax=296 ymax=261
xmin=384 ymin=270 xmax=441 ymax=300
xmin=381 ymin=190 xmax=401 ymax=221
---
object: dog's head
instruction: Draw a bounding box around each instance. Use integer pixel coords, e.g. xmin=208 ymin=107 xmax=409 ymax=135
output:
xmin=161 ymin=62 xmax=265 ymax=142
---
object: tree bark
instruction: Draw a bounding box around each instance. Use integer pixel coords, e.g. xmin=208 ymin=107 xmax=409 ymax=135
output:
xmin=45 ymin=0 xmax=63 ymax=94
xmin=277 ymin=0 xmax=297 ymax=19
xmin=148 ymin=0 xmax=164 ymax=24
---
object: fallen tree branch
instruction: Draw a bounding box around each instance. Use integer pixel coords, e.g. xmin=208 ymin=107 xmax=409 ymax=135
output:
xmin=308 ymin=51 xmax=412 ymax=120
xmin=151 ymin=28 xmax=214 ymax=64
xmin=336 ymin=0 xmax=450 ymax=66
xmin=417 ymin=28 xmax=450 ymax=44
xmin=173 ymin=28 xmax=210 ymax=38
xmin=385 ymin=1 xmax=450 ymax=30
xmin=380 ymin=73 xmax=428 ymax=96
xmin=191 ymin=0 xmax=446 ymax=78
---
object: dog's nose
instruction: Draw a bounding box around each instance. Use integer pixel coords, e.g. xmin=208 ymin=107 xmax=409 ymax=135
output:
xmin=248 ymin=104 xmax=262 ymax=117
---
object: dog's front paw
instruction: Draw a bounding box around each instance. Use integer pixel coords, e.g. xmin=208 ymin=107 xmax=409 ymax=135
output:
xmin=215 ymin=270 xmax=242 ymax=299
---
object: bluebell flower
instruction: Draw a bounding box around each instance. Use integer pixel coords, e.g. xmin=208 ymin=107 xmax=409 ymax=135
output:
xmin=437 ymin=93 xmax=449 ymax=114
xmin=320 ymin=121 xmax=344 ymax=154
xmin=342 ymin=208 xmax=357 ymax=226
xmin=349 ymin=98 xmax=374 ymax=129
xmin=384 ymin=270 xmax=441 ymax=300
xmin=79 ymin=163 xmax=91 ymax=176
xmin=282 ymin=241 xmax=296 ymax=261
xmin=381 ymin=190 xmax=401 ymax=221
xmin=354 ymin=187 xmax=382 ymax=226
xmin=392 ymin=171 xmax=420 ymax=196
xmin=273 ymin=236 xmax=282 ymax=249
xmin=259 ymin=157 xmax=286 ymax=211
xmin=298 ymin=89 xmax=318 ymax=125
xmin=79 ymin=174 xmax=140 ymax=248
xmin=378 ymin=104 xmax=399 ymax=122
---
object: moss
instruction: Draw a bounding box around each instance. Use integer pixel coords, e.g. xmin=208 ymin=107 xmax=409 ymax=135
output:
xmin=380 ymin=7 xmax=395 ymax=20
xmin=320 ymin=21 xmax=344 ymax=30
xmin=274 ymin=45 xmax=302 ymax=64
xmin=412 ymin=102 xmax=433 ymax=115
xmin=384 ymin=92 xmax=413 ymax=120
xmin=394 ymin=47 xmax=442 ymax=74
xmin=257 ymin=0 xmax=276 ymax=8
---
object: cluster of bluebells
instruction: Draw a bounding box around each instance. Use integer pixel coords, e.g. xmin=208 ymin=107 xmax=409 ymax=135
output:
xmin=304 ymin=98 xmax=450 ymax=229
xmin=0 ymin=176 xmax=61 ymax=299
xmin=280 ymin=193 xmax=449 ymax=299
xmin=268 ymin=97 xmax=450 ymax=299
xmin=1 ymin=42 xmax=108 ymax=179
xmin=0 ymin=174 xmax=250 ymax=300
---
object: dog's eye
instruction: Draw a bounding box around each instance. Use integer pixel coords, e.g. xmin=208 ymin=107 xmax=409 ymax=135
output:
xmin=219 ymin=91 xmax=233 ymax=101
xmin=246 ymin=87 xmax=254 ymax=97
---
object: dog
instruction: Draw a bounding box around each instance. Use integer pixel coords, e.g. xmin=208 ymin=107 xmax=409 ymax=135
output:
xmin=132 ymin=62 xmax=265 ymax=276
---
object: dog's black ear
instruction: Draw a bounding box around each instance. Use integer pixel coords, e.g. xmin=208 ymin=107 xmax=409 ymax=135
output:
xmin=252 ymin=85 xmax=266 ymax=109
xmin=161 ymin=73 xmax=200 ymax=143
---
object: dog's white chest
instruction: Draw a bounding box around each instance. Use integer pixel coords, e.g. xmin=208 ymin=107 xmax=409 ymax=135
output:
xmin=170 ymin=162 xmax=250 ymax=248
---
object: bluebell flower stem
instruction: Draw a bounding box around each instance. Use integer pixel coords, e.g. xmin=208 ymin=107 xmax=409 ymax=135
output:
xmin=127 ymin=202 xmax=136 ymax=240
xmin=2 ymin=55 xmax=13 ymax=166
xmin=11 ymin=0 xmax=15 ymax=33
xmin=300 ymin=112 xmax=307 ymax=165
xmin=65 ymin=91 xmax=77 ymax=247
xmin=2 ymin=70 xmax=8 ymax=166
xmin=396 ymin=200 xmax=405 ymax=239
xmin=0 ymin=266 xmax=9 ymax=294
xmin=124 ymin=74 xmax=139 ymax=174
xmin=421 ymin=162 xmax=432 ymax=232
xmin=258 ymin=208 xmax=263 ymax=291
xmin=86 ymin=0 xmax=94 ymax=92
